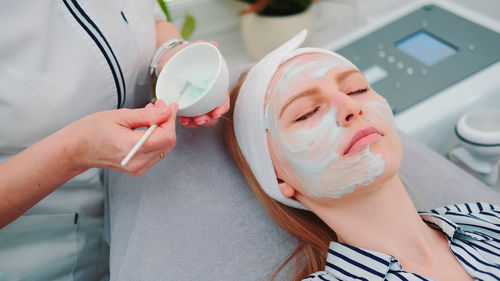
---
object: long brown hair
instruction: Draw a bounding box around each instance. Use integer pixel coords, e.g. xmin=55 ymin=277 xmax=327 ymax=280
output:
xmin=223 ymin=72 xmax=337 ymax=280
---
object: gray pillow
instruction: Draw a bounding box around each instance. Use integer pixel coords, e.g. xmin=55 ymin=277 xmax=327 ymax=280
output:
xmin=106 ymin=67 xmax=500 ymax=281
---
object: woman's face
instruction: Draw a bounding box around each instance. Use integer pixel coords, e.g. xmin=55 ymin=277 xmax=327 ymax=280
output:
xmin=265 ymin=53 xmax=402 ymax=199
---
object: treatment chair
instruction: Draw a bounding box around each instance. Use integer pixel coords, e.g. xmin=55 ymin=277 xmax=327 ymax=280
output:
xmin=105 ymin=65 xmax=500 ymax=281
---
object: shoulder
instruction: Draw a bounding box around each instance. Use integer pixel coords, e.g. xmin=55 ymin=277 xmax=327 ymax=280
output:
xmin=303 ymin=271 xmax=341 ymax=281
xmin=423 ymin=202 xmax=500 ymax=235
xmin=429 ymin=202 xmax=500 ymax=214
xmin=427 ymin=202 xmax=500 ymax=218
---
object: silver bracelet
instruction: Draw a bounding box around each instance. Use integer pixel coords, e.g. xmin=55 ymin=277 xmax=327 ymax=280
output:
xmin=149 ymin=38 xmax=187 ymax=78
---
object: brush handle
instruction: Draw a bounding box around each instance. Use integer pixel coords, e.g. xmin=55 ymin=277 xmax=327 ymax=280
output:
xmin=120 ymin=124 xmax=158 ymax=167
xmin=121 ymin=81 xmax=188 ymax=167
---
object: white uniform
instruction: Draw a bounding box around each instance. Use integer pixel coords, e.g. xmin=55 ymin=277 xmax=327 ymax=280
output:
xmin=0 ymin=0 xmax=163 ymax=280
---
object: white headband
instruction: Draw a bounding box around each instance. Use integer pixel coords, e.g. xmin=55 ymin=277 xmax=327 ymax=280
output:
xmin=233 ymin=30 xmax=357 ymax=209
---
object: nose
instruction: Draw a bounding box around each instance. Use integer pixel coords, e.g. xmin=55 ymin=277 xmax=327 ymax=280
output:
xmin=336 ymin=96 xmax=362 ymax=127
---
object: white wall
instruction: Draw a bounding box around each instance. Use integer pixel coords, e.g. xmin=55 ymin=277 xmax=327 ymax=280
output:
xmin=165 ymin=0 xmax=500 ymax=66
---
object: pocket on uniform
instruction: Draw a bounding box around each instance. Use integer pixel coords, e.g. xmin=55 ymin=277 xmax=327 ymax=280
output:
xmin=0 ymin=213 xmax=78 ymax=281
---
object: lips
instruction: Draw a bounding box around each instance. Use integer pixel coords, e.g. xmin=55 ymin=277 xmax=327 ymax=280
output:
xmin=343 ymin=126 xmax=383 ymax=156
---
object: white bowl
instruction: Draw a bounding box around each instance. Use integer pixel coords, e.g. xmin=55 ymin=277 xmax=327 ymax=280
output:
xmin=155 ymin=42 xmax=229 ymax=117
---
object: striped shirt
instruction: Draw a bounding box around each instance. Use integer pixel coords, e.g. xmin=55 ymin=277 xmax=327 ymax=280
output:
xmin=305 ymin=202 xmax=500 ymax=281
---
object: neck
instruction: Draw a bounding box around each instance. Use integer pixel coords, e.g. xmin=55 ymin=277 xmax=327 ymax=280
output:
xmin=299 ymin=175 xmax=445 ymax=265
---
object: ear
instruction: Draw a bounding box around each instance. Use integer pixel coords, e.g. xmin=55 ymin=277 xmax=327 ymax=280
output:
xmin=277 ymin=178 xmax=296 ymax=198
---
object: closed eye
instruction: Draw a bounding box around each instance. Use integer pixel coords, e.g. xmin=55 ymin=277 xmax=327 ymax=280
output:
xmin=347 ymin=88 xmax=368 ymax=95
xmin=295 ymin=106 xmax=320 ymax=122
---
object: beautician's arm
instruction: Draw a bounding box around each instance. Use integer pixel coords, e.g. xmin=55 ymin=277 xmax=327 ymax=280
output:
xmin=155 ymin=20 xmax=183 ymax=49
xmin=0 ymin=101 xmax=178 ymax=228
xmin=0 ymin=22 xmax=230 ymax=228
xmin=154 ymin=21 xmax=230 ymax=128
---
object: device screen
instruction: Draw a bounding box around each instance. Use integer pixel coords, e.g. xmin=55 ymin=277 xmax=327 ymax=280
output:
xmin=396 ymin=31 xmax=457 ymax=66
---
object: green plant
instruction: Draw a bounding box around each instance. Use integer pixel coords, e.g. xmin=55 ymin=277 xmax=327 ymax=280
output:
xmin=239 ymin=0 xmax=316 ymax=16
xmin=157 ymin=0 xmax=196 ymax=39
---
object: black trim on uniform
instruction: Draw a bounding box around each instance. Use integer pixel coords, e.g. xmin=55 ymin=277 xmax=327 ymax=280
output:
xmin=121 ymin=11 xmax=129 ymax=24
xmin=62 ymin=0 xmax=126 ymax=108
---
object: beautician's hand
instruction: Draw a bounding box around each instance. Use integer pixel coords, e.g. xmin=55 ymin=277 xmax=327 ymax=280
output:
xmin=157 ymin=41 xmax=230 ymax=129
xmin=71 ymin=99 xmax=178 ymax=176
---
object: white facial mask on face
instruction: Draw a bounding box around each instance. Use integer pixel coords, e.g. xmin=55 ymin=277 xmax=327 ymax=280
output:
xmin=275 ymin=57 xmax=345 ymax=95
xmin=265 ymin=58 xmax=387 ymax=199
xmin=362 ymin=100 xmax=398 ymax=134
xmin=235 ymin=30 xmax=376 ymax=209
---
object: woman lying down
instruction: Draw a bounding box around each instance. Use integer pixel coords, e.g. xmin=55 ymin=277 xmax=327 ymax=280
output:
xmin=225 ymin=30 xmax=500 ymax=281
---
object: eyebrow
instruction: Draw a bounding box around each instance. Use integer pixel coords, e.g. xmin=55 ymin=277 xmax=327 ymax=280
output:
xmin=336 ymin=69 xmax=362 ymax=84
xmin=279 ymin=88 xmax=318 ymax=118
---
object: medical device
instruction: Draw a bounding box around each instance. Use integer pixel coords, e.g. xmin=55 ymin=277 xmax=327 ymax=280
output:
xmin=326 ymin=0 xmax=500 ymax=155
xmin=449 ymin=109 xmax=500 ymax=186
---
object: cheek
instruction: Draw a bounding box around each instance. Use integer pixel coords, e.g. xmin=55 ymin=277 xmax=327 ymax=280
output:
xmin=267 ymin=109 xmax=346 ymax=189
xmin=361 ymin=98 xmax=397 ymax=134
xmin=360 ymin=97 xmax=402 ymax=177
xmin=267 ymin=132 xmax=308 ymax=192
xmin=267 ymin=134 xmax=287 ymax=177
